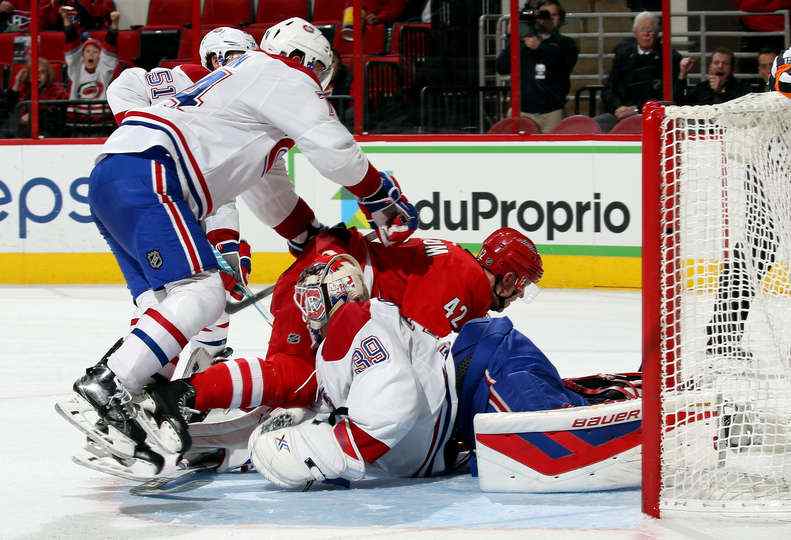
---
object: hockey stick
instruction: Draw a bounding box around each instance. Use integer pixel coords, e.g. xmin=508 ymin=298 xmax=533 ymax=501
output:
xmin=218 ymin=230 xmax=380 ymax=316
xmin=211 ymin=247 xmax=273 ymax=325
xmin=225 ymin=284 xmax=274 ymax=315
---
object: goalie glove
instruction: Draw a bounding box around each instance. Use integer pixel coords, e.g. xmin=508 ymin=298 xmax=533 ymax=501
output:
xmin=206 ymin=228 xmax=251 ymax=301
xmin=358 ymin=172 xmax=417 ymax=246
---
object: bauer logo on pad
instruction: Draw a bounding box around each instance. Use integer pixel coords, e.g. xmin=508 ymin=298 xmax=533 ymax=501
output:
xmin=146 ymin=250 xmax=163 ymax=269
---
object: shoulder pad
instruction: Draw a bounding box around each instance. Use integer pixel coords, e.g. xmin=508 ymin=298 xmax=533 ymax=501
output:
xmin=322 ymin=301 xmax=372 ymax=362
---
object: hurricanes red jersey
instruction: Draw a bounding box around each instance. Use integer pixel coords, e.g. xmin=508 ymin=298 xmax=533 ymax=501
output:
xmin=267 ymin=228 xmax=492 ymax=360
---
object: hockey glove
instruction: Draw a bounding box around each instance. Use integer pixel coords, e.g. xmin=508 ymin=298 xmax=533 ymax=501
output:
xmin=358 ymin=172 xmax=417 ymax=246
xmin=287 ymin=220 xmax=326 ymax=258
xmin=207 ymin=228 xmax=251 ymax=301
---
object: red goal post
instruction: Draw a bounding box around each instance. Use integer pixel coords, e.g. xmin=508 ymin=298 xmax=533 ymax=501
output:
xmin=641 ymin=94 xmax=791 ymax=519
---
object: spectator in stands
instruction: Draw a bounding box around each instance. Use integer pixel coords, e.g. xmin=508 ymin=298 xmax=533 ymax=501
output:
xmin=0 ymin=0 xmax=30 ymax=33
xmin=341 ymin=0 xmax=407 ymax=41
xmin=495 ymin=0 xmax=578 ymax=132
xmin=757 ymin=47 xmax=780 ymax=89
xmin=678 ymin=47 xmax=748 ymax=105
xmin=596 ymin=12 xmax=685 ymax=132
xmin=40 ymin=0 xmax=115 ymax=32
xmin=735 ymin=0 xmax=789 ymax=72
xmin=63 ymin=5 xmax=117 ymax=130
xmin=63 ymin=6 xmax=117 ymax=100
xmin=4 ymin=57 xmax=67 ymax=135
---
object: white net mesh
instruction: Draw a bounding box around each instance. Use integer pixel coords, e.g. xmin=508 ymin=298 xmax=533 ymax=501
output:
xmin=659 ymin=92 xmax=791 ymax=516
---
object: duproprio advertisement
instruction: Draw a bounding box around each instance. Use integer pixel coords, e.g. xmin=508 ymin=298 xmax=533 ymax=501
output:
xmin=0 ymin=141 xmax=642 ymax=287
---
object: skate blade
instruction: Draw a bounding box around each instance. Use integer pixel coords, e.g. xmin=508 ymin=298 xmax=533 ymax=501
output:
xmin=72 ymin=452 xmax=159 ymax=482
xmin=136 ymin=396 xmax=188 ymax=454
xmin=129 ymin=461 xmax=220 ymax=496
xmin=55 ymin=395 xmax=137 ymax=459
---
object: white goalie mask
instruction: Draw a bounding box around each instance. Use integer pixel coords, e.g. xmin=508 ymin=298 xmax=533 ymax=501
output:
xmin=294 ymin=253 xmax=368 ymax=331
xmin=260 ymin=17 xmax=335 ymax=91
xmin=199 ymin=27 xmax=257 ymax=70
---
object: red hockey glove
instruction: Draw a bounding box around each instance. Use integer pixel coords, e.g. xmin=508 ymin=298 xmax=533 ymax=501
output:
xmin=358 ymin=172 xmax=418 ymax=246
xmin=207 ymin=228 xmax=251 ymax=301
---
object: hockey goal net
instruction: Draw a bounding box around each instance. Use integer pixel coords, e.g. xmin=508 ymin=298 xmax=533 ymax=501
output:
xmin=642 ymin=93 xmax=791 ymax=518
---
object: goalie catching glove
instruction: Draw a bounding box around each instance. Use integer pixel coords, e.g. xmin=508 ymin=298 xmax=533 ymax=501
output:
xmin=206 ymin=228 xmax=251 ymax=301
xmin=358 ymin=172 xmax=417 ymax=246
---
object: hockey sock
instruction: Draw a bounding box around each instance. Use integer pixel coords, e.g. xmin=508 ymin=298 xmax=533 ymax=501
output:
xmin=191 ymin=353 xmax=317 ymax=411
xmin=189 ymin=312 xmax=230 ymax=357
xmin=108 ymin=272 xmax=225 ymax=393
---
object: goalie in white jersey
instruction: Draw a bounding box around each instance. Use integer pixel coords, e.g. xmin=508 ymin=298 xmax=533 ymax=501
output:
xmin=56 ymin=17 xmax=418 ymax=463
xmin=247 ymin=253 xmax=642 ymax=491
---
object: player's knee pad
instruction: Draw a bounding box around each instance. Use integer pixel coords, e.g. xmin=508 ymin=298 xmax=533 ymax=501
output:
xmin=162 ymin=271 xmax=226 ymax=337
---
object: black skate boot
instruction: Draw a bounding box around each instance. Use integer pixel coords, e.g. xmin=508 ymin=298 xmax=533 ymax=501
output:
xmin=137 ymin=377 xmax=197 ymax=454
xmin=73 ymin=363 xmax=147 ymax=442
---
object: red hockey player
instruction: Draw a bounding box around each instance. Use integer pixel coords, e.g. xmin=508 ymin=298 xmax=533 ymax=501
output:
xmin=134 ymin=226 xmax=543 ymax=457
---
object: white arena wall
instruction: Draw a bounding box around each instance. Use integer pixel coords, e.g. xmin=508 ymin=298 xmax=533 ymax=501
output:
xmin=0 ymin=139 xmax=643 ymax=288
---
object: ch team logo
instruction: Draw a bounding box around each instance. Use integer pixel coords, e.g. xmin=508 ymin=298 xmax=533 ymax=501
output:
xmin=146 ymin=250 xmax=163 ymax=269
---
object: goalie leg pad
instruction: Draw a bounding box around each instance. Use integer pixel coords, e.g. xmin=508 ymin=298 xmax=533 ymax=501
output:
xmin=249 ymin=420 xmax=364 ymax=489
xmin=473 ymin=399 xmax=642 ymax=493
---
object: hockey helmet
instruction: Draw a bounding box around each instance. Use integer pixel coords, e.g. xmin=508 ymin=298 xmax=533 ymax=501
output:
xmin=199 ymin=27 xmax=257 ymax=70
xmin=477 ymin=227 xmax=543 ymax=286
xmin=294 ymin=252 xmax=368 ymax=331
xmin=260 ymin=17 xmax=335 ymax=91
xmin=477 ymin=228 xmax=543 ymax=308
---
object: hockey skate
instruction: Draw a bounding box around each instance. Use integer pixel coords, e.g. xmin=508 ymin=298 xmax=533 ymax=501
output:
xmin=136 ymin=377 xmax=197 ymax=454
xmin=55 ymin=360 xmax=147 ymax=460
xmin=72 ymin=436 xmax=165 ymax=481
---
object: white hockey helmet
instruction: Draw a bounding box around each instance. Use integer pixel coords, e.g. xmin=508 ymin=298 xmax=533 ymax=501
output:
xmin=260 ymin=17 xmax=335 ymax=90
xmin=199 ymin=27 xmax=257 ymax=70
xmin=294 ymin=253 xmax=368 ymax=331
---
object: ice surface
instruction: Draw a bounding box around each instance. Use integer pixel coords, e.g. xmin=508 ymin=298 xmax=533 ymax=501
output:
xmin=1 ymin=286 xmax=787 ymax=539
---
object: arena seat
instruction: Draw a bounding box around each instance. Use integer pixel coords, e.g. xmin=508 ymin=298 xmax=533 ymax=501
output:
xmin=255 ymin=0 xmax=308 ymax=25
xmin=116 ymin=30 xmax=141 ymax=64
xmin=245 ymin=23 xmax=272 ymax=44
xmin=488 ymin=117 xmax=541 ymax=135
xmin=312 ymin=0 xmax=346 ymax=25
xmin=203 ymin=0 xmax=253 ymax=26
xmin=609 ymin=114 xmax=643 ymax=134
xmin=550 ymin=114 xmax=601 ymax=134
xmin=39 ymin=32 xmax=65 ymax=61
xmin=365 ymin=57 xmax=403 ymax=129
xmin=390 ymin=23 xmax=430 ymax=90
xmin=0 ymin=33 xmax=19 ymax=64
xmin=332 ymin=23 xmax=386 ymax=55
xmin=144 ymin=0 xmax=192 ymax=28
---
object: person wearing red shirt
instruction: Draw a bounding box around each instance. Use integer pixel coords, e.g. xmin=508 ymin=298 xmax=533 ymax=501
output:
xmin=158 ymin=226 xmax=542 ymax=417
xmin=4 ymin=57 xmax=68 ymax=135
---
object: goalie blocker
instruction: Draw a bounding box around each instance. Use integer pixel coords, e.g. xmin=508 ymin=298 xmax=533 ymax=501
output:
xmin=452 ymin=317 xmax=642 ymax=493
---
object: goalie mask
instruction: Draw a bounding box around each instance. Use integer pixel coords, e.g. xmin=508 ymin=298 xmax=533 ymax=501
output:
xmin=294 ymin=253 xmax=368 ymax=331
xmin=260 ymin=17 xmax=335 ymax=91
xmin=477 ymin=227 xmax=543 ymax=309
xmin=199 ymin=27 xmax=257 ymax=70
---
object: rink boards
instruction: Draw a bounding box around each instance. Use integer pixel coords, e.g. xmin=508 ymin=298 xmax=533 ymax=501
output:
xmin=0 ymin=140 xmax=642 ymax=288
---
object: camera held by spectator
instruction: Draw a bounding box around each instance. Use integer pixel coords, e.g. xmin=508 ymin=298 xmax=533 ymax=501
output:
xmin=519 ymin=8 xmax=552 ymax=38
xmin=495 ymin=0 xmax=578 ymax=132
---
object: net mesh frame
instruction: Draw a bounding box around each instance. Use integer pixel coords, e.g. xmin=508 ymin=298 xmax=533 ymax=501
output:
xmin=657 ymin=92 xmax=791 ymax=517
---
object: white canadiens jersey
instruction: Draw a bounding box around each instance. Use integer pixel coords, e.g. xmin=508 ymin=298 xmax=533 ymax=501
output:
xmin=315 ymin=299 xmax=458 ymax=479
xmin=106 ymin=65 xmax=208 ymax=123
xmin=100 ymin=51 xmax=372 ymax=222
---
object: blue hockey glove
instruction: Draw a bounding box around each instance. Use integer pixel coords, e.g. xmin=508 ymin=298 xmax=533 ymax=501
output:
xmin=358 ymin=172 xmax=417 ymax=246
